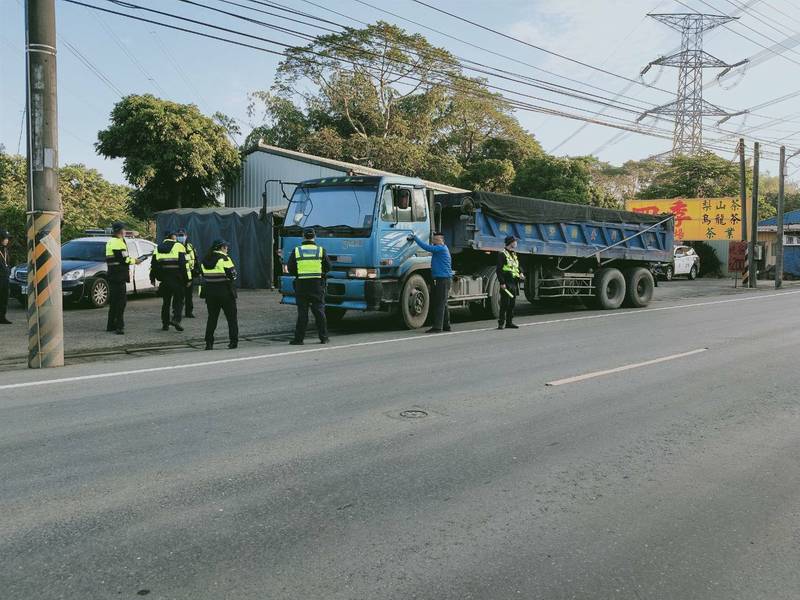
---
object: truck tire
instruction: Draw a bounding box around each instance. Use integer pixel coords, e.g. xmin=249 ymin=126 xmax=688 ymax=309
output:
xmin=523 ymin=274 xmax=536 ymax=304
xmin=593 ymin=268 xmax=626 ymax=310
xmin=623 ymin=267 xmax=654 ymax=308
xmin=399 ymin=273 xmax=430 ymax=329
xmin=325 ymin=307 xmax=347 ymax=326
xmin=484 ymin=268 xmax=501 ymax=320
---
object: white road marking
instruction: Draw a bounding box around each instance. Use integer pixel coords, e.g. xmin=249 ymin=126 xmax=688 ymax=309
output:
xmin=545 ymin=348 xmax=708 ymax=387
xmin=0 ymin=289 xmax=797 ymax=391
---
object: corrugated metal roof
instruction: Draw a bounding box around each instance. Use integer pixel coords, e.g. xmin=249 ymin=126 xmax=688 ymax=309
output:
xmin=759 ymin=209 xmax=800 ymax=227
xmin=244 ymin=142 xmax=468 ymax=194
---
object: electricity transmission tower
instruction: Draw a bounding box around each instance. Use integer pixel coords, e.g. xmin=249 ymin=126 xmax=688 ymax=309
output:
xmin=638 ymin=13 xmax=747 ymax=156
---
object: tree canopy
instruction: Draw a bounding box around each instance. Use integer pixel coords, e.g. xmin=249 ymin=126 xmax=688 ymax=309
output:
xmin=245 ymin=21 xmax=542 ymax=191
xmin=0 ymin=151 xmax=142 ymax=258
xmin=96 ymin=94 xmax=241 ymax=213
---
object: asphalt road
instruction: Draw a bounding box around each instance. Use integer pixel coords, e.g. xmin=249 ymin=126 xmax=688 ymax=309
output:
xmin=2 ymin=287 xmax=800 ymax=599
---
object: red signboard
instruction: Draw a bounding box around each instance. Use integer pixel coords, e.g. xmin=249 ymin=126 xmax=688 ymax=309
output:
xmin=728 ymin=241 xmax=747 ymax=272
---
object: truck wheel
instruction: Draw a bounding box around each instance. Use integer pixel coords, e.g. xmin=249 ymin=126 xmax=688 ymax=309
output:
xmin=468 ymin=302 xmax=488 ymax=319
xmin=88 ymin=277 xmax=110 ymax=308
xmin=523 ymin=274 xmax=535 ymax=304
xmin=623 ymin=267 xmax=654 ymax=308
xmin=593 ymin=268 xmax=626 ymax=310
xmin=400 ymin=273 xmax=430 ymax=329
xmin=485 ymin=270 xmax=501 ymax=320
xmin=325 ymin=307 xmax=347 ymax=325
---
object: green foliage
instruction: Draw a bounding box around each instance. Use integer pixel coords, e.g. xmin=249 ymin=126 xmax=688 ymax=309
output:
xmin=97 ymin=94 xmax=241 ymax=213
xmin=246 ymin=21 xmax=541 ymax=191
xmin=511 ymin=154 xmax=591 ymax=203
xmin=0 ymin=151 xmax=143 ymax=260
xmin=637 ymin=152 xmax=741 ymax=199
xmin=690 ymin=242 xmax=722 ymax=277
xmin=460 ymin=159 xmax=515 ymax=192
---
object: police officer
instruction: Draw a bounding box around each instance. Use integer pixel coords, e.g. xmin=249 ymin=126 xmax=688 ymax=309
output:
xmin=150 ymin=230 xmax=189 ymax=332
xmin=105 ymin=222 xmax=137 ymax=334
xmin=287 ymin=228 xmax=331 ymax=345
xmin=200 ymin=239 xmax=238 ymax=350
xmin=497 ymin=235 xmax=523 ymax=330
xmin=176 ymin=229 xmax=199 ymax=318
xmin=0 ymin=229 xmax=12 ymax=325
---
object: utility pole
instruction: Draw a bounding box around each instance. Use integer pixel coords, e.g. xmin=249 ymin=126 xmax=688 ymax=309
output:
xmin=639 ymin=13 xmax=747 ymax=156
xmin=738 ymin=138 xmax=747 ymax=240
xmin=25 ymin=0 xmax=63 ymax=368
xmin=749 ymin=141 xmax=759 ymax=288
xmin=775 ymin=145 xmax=785 ymax=289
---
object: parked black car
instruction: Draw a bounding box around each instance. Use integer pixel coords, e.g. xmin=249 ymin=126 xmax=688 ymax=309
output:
xmin=8 ymin=236 xmax=157 ymax=308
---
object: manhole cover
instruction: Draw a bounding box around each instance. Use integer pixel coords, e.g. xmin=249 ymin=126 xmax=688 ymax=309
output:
xmin=400 ymin=409 xmax=428 ymax=419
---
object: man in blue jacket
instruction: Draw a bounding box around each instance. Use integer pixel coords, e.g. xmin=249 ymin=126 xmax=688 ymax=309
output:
xmin=408 ymin=232 xmax=453 ymax=333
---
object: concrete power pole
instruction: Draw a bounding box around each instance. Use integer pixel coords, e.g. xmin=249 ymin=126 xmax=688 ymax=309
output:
xmin=775 ymin=145 xmax=785 ymax=289
xmin=25 ymin=0 xmax=64 ymax=368
xmin=639 ymin=13 xmax=747 ymax=156
xmin=749 ymin=142 xmax=759 ymax=288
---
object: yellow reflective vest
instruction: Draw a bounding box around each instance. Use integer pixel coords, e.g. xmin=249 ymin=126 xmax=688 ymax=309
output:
xmin=294 ymin=244 xmax=324 ymax=279
xmin=502 ymin=249 xmax=520 ymax=279
xmin=153 ymin=240 xmax=190 ymax=280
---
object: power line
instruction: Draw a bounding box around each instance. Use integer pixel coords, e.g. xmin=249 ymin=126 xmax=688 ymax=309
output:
xmin=93 ymin=11 xmax=168 ymax=96
xmin=407 ymin=0 xmax=677 ymax=97
xmin=109 ymin=0 xmax=667 ymax=122
xmin=58 ymin=37 xmax=124 ymax=96
xmin=63 ymin=0 xmax=797 ymax=160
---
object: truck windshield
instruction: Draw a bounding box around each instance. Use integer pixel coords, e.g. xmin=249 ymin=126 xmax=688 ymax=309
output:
xmin=285 ymin=185 xmax=377 ymax=232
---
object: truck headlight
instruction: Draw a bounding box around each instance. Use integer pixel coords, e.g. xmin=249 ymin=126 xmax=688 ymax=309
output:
xmin=62 ymin=269 xmax=85 ymax=281
xmin=348 ymin=268 xmax=377 ymax=279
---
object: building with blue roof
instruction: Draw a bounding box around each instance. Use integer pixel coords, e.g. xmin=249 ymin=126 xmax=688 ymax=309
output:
xmin=758 ymin=209 xmax=800 ymax=277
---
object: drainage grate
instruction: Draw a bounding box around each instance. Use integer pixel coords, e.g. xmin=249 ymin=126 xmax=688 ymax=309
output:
xmin=400 ymin=409 xmax=428 ymax=419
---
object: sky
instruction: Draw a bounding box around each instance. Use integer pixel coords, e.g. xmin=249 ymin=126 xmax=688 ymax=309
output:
xmin=2 ymin=0 xmax=800 ymax=186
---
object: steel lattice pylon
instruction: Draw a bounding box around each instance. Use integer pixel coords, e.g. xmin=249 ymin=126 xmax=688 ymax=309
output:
xmin=639 ymin=13 xmax=747 ymax=156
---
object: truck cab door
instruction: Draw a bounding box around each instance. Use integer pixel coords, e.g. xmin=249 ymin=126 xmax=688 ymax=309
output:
xmin=378 ymin=186 xmax=429 ymax=260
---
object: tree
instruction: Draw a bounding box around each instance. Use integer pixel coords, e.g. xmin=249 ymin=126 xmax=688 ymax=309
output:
xmin=0 ymin=151 xmax=142 ymax=258
xmin=245 ymin=21 xmax=541 ymax=188
xmin=459 ymin=159 xmax=515 ymax=192
xmin=637 ymin=152 xmax=740 ymax=199
xmin=96 ymin=94 xmax=241 ymax=213
xmin=511 ymin=155 xmax=595 ymax=204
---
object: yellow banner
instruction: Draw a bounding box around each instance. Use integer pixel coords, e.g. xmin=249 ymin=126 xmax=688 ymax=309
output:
xmin=625 ymin=197 xmax=743 ymax=241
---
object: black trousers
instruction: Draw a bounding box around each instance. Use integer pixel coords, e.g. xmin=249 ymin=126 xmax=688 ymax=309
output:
xmin=159 ymin=280 xmax=185 ymax=326
xmin=106 ymin=280 xmax=127 ymax=331
xmin=184 ymin=280 xmax=195 ymax=316
xmin=294 ymin=289 xmax=328 ymax=342
xmin=499 ymin=284 xmax=518 ymax=325
xmin=0 ymin=280 xmax=9 ymax=320
xmin=431 ymin=277 xmax=451 ymax=330
xmin=205 ymin=294 xmax=238 ymax=346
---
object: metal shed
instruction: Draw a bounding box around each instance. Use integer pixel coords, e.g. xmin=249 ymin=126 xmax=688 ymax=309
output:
xmin=225 ymin=142 xmax=466 ymax=211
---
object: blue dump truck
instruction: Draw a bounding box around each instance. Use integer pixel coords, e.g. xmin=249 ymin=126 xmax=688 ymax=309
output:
xmin=279 ymin=175 xmax=673 ymax=329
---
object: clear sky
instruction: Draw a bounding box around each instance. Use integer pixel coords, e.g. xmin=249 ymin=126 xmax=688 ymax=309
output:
xmin=2 ymin=0 xmax=800 ymax=185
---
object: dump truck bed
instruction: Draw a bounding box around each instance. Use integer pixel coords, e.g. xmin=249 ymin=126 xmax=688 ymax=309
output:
xmin=438 ymin=191 xmax=673 ymax=264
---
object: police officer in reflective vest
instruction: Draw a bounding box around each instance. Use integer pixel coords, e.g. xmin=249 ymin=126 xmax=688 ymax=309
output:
xmin=200 ymin=239 xmax=238 ymax=350
xmin=176 ymin=229 xmax=199 ymax=318
xmin=1 ymin=229 xmax=13 ymax=325
xmin=497 ymin=235 xmax=523 ymax=330
xmin=287 ymin=228 xmax=331 ymax=345
xmin=105 ymin=222 xmax=137 ymax=335
xmin=150 ymin=230 xmax=189 ymax=332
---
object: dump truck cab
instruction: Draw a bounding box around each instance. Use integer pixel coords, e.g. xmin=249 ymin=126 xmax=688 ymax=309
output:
xmin=279 ymin=175 xmax=433 ymax=320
